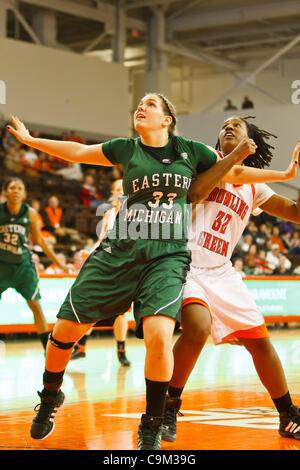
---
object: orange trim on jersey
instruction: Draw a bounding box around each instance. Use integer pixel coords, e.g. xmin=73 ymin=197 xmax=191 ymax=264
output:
xmin=221 ymin=323 xmax=269 ymax=343
xmin=182 ymin=297 xmax=212 ymax=320
xmin=250 ymin=184 xmax=255 ymax=199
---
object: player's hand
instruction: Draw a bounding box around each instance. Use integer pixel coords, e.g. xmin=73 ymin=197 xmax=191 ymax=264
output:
xmin=283 ymin=140 xmax=300 ymax=181
xmin=6 ymin=115 xmax=32 ymax=145
xmin=233 ymin=138 xmax=257 ymax=164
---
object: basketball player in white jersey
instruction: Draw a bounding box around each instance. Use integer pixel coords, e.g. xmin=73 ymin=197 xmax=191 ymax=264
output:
xmin=162 ymin=116 xmax=300 ymax=442
xmin=70 ymin=179 xmax=131 ymax=366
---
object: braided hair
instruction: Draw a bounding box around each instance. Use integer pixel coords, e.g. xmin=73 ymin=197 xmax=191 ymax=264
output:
xmin=216 ymin=116 xmax=277 ymax=169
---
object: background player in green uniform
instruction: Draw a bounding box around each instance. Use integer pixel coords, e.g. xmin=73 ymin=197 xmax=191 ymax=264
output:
xmin=8 ymin=94 xmax=257 ymax=450
xmin=0 ymin=177 xmax=68 ymax=349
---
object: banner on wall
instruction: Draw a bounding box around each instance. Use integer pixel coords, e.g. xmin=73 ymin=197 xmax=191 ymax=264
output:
xmin=0 ymin=276 xmax=299 ymax=331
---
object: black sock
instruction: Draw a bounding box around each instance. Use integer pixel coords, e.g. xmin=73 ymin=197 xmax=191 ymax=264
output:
xmin=168 ymin=385 xmax=184 ymax=399
xmin=42 ymin=369 xmax=65 ymax=398
xmin=117 ymin=341 xmax=125 ymax=351
xmin=272 ymin=391 xmax=293 ymax=413
xmin=78 ymin=335 xmax=88 ymax=346
xmin=145 ymin=379 xmax=169 ymax=417
xmin=39 ymin=332 xmax=49 ymax=350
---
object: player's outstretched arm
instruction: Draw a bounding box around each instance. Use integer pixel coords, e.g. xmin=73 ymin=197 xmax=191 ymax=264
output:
xmin=189 ymin=138 xmax=257 ymax=203
xmin=29 ymin=209 xmax=69 ymax=272
xmin=7 ymin=115 xmax=114 ymax=167
xmin=223 ymin=140 xmax=300 ymax=184
xmin=259 ymin=193 xmax=300 ymax=224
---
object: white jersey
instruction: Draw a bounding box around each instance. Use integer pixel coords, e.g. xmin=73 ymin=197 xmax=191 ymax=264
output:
xmin=188 ymin=180 xmax=275 ymax=268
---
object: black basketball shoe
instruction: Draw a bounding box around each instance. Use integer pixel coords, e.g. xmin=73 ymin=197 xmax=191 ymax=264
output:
xmin=30 ymin=390 xmax=65 ymax=439
xmin=117 ymin=350 xmax=131 ymax=367
xmin=162 ymin=396 xmax=183 ymax=442
xmin=70 ymin=344 xmax=86 ymax=360
xmin=279 ymin=405 xmax=300 ymax=439
xmin=137 ymin=414 xmax=163 ymax=450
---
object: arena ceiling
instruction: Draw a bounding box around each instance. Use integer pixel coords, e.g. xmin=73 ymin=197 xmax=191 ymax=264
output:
xmin=4 ymin=0 xmax=300 ymax=75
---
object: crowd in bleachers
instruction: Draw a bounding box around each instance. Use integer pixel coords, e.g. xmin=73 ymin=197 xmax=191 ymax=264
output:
xmin=232 ymin=212 xmax=300 ymax=277
xmin=1 ymin=123 xmax=299 ymax=276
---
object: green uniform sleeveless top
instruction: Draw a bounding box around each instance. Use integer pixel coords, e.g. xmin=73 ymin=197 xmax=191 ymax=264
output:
xmin=102 ymin=136 xmax=217 ymax=242
xmin=0 ymin=202 xmax=31 ymax=264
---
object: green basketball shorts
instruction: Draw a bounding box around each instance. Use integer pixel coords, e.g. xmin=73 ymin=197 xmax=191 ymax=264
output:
xmin=57 ymin=238 xmax=191 ymax=338
xmin=0 ymin=259 xmax=41 ymax=301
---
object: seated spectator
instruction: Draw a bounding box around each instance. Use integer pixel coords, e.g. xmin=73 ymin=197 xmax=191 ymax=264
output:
xmin=22 ymin=146 xmax=38 ymax=166
xmin=30 ymin=198 xmax=56 ymax=246
xmin=70 ymin=251 xmax=88 ymax=274
xmin=4 ymin=143 xmax=23 ymax=173
xmin=281 ymin=231 xmax=292 ymax=251
xmin=241 ymin=96 xmax=254 ymax=109
xmin=255 ymin=223 xmax=270 ymax=247
xmin=56 ymin=161 xmax=83 ymax=181
xmin=289 ymin=231 xmax=300 ymax=254
xmin=1 ymin=125 xmax=17 ymax=149
xmin=80 ymin=174 xmax=103 ymax=207
xmin=20 ymin=146 xmax=39 ymax=176
xmin=233 ymin=258 xmax=246 ymax=278
xmin=244 ymin=244 xmax=258 ymax=274
xmin=66 ymin=130 xmax=85 ymax=144
xmin=274 ymin=256 xmax=292 ymax=275
xmin=42 ymin=195 xmax=80 ymax=241
xmin=240 ymin=233 xmax=253 ymax=254
xmin=271 ymin=225 xmax=287 ymax=253
xmin=110 ymin=165 xmax=123 ymax=181
xmin=42 ymin=195 xmax=63 ymax=232
xmin=279 ymin=220 xmax=295 ymax=236
xmin=266 ymin=244 xmax=292 ymax=272
xmin=224 ymin=99 xmax=238 ymax=111
xmin=252 ymin=249 xmax=273 ymax=275
xmin=45 ymin=253 xmax=67 ymax=275
xmin=246 ymin=219 xmax=258 ymax=242
xmin=83 ymin=237 xmax=96 ymax=252
xmin=33 ymin=152 xmax=56 ymax=176
xmin=31 ymin=253 xmax=45 ymax=274
xmin=61 ymin=132 xmax=69 ymax=141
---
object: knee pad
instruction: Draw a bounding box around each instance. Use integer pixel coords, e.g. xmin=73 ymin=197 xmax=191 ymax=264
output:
xmin=49 ymin=332 xmax=75 ymax=350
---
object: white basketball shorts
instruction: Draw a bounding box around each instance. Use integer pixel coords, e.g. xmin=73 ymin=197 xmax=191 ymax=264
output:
xmin=182 ymin=262 xmax=269 ymax=345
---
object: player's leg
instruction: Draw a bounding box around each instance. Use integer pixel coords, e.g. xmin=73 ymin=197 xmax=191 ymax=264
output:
xmin=114 ymin=314 xmax=130 ymax=366
xmin=135 ymin=246 xmax=191 ymax=450
xmin=140 ymin=314 xmax=176 ymax=448
xmin=26 ymin=299 xmax=49 ymax=349
xmin=31 ymin=243 xmax=136 ymax=440
xmin=162 ymin=302 xmax=211 ymax=442
xmin=170 ymin=303 xmax=211 ymax=391
xmin=240 ymin=336 xmax=300 ymax=439
xmin=31 ymin=318 xmax=95 ymax=440
xmin=16 ymin=261 xmax=50 ymax=350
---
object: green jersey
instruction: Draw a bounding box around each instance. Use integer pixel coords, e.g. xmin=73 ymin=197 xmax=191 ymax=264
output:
xmin=0 ymin=202 xmax=31 ymax=264
xmin=102 ymin=136 xmax=217 ymax=242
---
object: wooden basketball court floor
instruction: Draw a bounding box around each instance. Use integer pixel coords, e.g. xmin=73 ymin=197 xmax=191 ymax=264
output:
xmin=0 ymin=328 xmax=300 ymax=452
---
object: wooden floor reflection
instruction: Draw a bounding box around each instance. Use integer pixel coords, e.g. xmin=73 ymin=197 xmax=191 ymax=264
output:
xmin=0 ymin=328 xmax=300 ymax=450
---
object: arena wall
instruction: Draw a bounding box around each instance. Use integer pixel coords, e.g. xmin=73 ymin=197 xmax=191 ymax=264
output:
xmin=0 ymin=38 xmax=129 ymax=140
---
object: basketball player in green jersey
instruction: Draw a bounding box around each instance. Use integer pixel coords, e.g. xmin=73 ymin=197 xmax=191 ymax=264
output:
xmin=8 ymin=94 xmax=257 ymax=450
xmin=0 ymin=177 xmax=68 ymax=349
